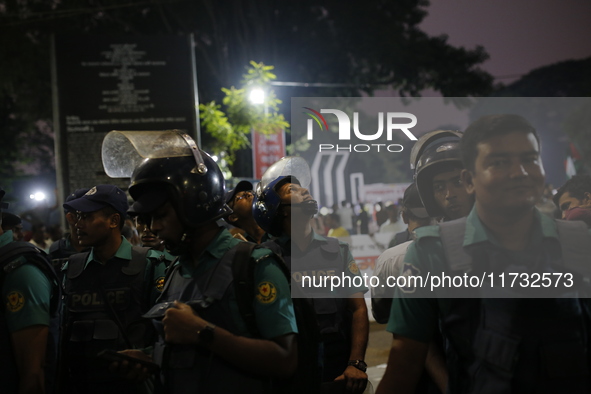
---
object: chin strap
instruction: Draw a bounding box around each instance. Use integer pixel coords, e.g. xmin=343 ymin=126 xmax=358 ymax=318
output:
xmin=168 ymin=231 xmax=192 ymax=256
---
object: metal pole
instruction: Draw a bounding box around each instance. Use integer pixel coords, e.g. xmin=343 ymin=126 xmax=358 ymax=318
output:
xmin=189 ymin=33 xmax=201 ymax=147
xmin=50 ymin=34 xmax=68 ymax=231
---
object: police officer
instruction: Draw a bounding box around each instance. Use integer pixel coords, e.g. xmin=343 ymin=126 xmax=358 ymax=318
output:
xmin=123 ymin=133 xmax=298 ymax=394
xmin=413 ymin=131 xmax=473 ymax=221
xmin=48 ymin=188 xmax=90 ymax=274
xmin=373 ymin=130 xmax=474 ymax=393
xmin=2 ymin=211 xmax=24 ymax=241
xmin=0 ymin=187 xmax=61 ymax=393
xmin=253 ymin=158 xmax=369 ymax=394
xmin=553 ymin=174 xmax=591 ymax=217
xmin=376 ymin=114 xmax=591 ymax=394
xmin=128 ymin=203 xmax=176 ymax=267
xmin=61 ymin=184 xmax=167 ymax=394
xmin=224 ymin=180 xmax=269 ymax=244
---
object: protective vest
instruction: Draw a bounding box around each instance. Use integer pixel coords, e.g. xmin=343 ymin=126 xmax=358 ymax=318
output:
xmin=257 ymin=241 xmax=322 ymax=394
xmin=48 ymin=235 xmax=90 ymax=282
xmin=150 ymin=243 xmax=274 ymax=394
xmin=0 ymin=242 xmax=61 ymax=394
xmin=274 ymin=236 xmax=352 ymax=340
xmin=63 ymin=246 xmax=152 ymax=389
xmin=265 ymin=236 xmax=352 ymax=383
xmin=436 ymin=217 xmax=591 ymax=393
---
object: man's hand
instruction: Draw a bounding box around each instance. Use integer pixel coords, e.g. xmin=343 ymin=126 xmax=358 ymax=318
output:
xmin=162 ymin=300 xmax=208 ymax=344
xmin=334 ymin=365 xmax=368 ymax=394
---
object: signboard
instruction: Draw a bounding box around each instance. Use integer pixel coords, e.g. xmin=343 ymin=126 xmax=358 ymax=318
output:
xmin=252 ymin=129 xmax=286 ymax=179
xmin=52 ymin=35 xmax=199 ymax=195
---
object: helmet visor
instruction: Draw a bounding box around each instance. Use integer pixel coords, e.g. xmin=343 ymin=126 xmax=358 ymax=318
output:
xmin=102 ymin=130 xmax=204 ymax=178
xmin=259 ymin=156 xmax=311 ymax=191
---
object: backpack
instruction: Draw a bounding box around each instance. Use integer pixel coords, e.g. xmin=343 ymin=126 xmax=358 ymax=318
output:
xmin=227 ymin=241 xmax=322 ymax=394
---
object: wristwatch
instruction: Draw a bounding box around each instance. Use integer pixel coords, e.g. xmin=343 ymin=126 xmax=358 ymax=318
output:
xmin=197 ymin=323 xmax=216 ymax=345
xmin=347 ymin=359 xmax=367 ymax=372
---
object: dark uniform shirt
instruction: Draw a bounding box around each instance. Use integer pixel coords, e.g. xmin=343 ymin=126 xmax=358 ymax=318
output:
xmin=388 ymin=207 xmax=591 ymax=393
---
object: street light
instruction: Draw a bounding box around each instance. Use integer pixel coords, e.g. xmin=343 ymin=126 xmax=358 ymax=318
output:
xmin=29 ymin=191 xmax=46 ymax=201
xmin=248 ymin=87 xmax=265 ymax=105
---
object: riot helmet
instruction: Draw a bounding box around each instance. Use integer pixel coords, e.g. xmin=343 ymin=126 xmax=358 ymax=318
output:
xmin=253 ymin=157 xmax=317 ymax=236
xmin=415 ymin=140 xmax=463 ymax=218
xmin=409 ymin=129 xmax=463 ymax=171
xmin=102 ymin=130 xmax=230 ymax=228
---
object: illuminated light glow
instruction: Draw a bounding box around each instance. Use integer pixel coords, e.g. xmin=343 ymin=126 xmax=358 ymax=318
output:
xmin=249 ymin=88 xmax=265 ymax=105
xmin=30 ymin=192 xmax=46 ymax=201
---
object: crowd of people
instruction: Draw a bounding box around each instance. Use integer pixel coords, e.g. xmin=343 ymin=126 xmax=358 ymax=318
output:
xmin=2 ymin=114 xmax=591 ymax=394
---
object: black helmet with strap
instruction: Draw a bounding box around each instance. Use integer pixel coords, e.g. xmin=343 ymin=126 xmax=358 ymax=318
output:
xmin=409 ymin=129 xmax=463 ymax=171
xmin=413 ymin=131 xmax=463 ymax=218
xmin=102 ymin=130 xmax=231 ymax=228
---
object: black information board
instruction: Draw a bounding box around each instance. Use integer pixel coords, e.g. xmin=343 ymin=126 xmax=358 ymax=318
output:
xmin=53 ymin=35 xmax=198 ymax=194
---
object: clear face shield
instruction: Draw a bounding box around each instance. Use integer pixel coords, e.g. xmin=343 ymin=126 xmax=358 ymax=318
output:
xmin=101 ymin=130 xmax=207 ymax=178
xmin=257 ymin=156 xmax=312 ymax=193
xmin=257 ymin=156 xmax=317 ymax=215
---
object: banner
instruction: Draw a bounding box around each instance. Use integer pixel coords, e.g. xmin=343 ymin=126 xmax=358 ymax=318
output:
xmin=252 ymin=129 xmax=286 ymax=179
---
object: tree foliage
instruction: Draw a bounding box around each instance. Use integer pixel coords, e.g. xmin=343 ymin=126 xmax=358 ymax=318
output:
xmin=0 ymin=0 xmax=494 ymax=178
xmin=199 ymin=61 xmax=289 ymax=173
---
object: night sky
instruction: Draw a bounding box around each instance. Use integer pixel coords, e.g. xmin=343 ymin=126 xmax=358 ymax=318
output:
xmin=421 ymin=0 xmax=591 ymax=84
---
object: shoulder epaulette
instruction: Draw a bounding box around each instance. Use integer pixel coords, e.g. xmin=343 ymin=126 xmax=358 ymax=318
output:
xmin=250 ymin=246 xmax=274 ymax=263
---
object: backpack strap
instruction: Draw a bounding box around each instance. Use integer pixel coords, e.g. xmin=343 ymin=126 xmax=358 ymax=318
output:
xmin=48 ymin=238 xmax=63 ymax=255
xmin=65 ymin=251 xmax=91 ymax=280
xmin=1 ymin=241 xmax=46 ymax=270
xmin=159 ymin=260 xmax=180 ymax=298
xmin=555 ymin=219 xmax=591 ymax=278
xmin=225 ymin=241 xmax=292 ymax=338
xmin=230 ymin=242 xmax=260 ymax=337
xmin=439 ymin=217 xmax=472 ymax=273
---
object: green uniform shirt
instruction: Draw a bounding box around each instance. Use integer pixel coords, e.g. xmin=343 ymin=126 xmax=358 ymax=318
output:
xmin=160 ymin=249 xmax=176 ymax=264
xmin=387 ymin=207 xmax=591 ymax=342
xmin=176 ymin=228 xmax=298 ymax=339
xmin=1 ymin=231 xmax=52 ymax=332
